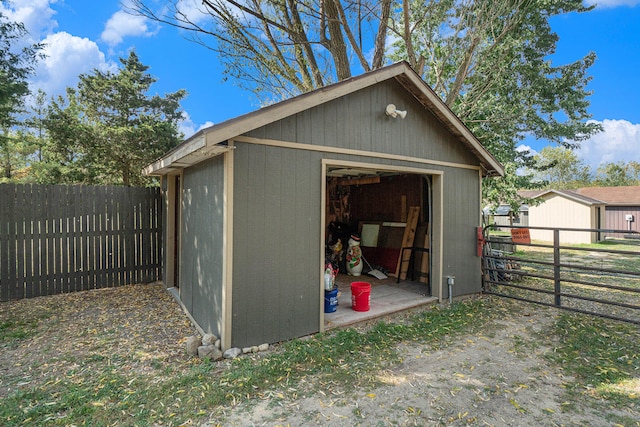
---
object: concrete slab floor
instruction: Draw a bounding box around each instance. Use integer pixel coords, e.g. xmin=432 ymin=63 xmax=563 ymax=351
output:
xmin=324 ymin=273 xmax=437 ymax=330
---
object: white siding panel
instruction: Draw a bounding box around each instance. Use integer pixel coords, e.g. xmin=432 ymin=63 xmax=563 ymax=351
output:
xmin=528 ymin=194 xmax=595 ymax=244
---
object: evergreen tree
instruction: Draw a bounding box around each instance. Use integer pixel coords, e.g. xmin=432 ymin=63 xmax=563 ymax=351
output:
xmin=45 ymin=51 xmax=186 ymax=186
xmin=0 ymin=11 xmax=43 ymax=180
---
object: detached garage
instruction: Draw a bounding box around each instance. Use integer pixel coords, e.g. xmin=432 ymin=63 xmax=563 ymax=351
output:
xmin=144 ymin=62 xmax=503 ymax=349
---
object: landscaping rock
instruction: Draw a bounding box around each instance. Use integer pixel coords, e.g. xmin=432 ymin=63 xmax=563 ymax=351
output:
xmin=251 ymin=346 xmax=259 ymax=353
xmin=202 ymin=333 xmax=218 ymax=346
xmin=198 ymin=345 xmax=223 ymax=361
xmin=186 ymin=336 xmax=202 ymax=356
xmin=223 ymin=347 xmax=242 ymax=359
xmin=214 ymin=339 xmax=221 ymax=349
xmin=242 ymin=347 xmax=252 ymax=354
xmin=258 ymin=343 xmax=269 ymax=352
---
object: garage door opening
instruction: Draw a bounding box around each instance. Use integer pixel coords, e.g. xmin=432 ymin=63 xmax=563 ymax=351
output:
xmin=322 ymin=161 xmax=441 ymax=329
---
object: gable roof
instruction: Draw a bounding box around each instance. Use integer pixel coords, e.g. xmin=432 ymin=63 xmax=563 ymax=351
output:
xmin=574 ymin=186 xmax=640 ymax=205
xmin=144 ymin=61 xmax=504 ymax=177
xmin=520 ymin=186 xmax=640 ymax=206
xmin=519 ymin=189 xmax=604 ymax=206
xmin=483 ymin=204 xmax=529 ymax=216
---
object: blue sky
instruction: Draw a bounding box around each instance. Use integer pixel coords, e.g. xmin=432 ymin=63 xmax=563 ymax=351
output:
xmin=4 ymin=0 xmax=640 ymax=171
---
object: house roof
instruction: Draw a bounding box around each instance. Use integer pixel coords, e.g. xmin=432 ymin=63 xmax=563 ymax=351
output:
xmin=483 ymin=204 xmax=529 ymax=216
xmin=574 ymin=186 xmax=640 ymax=206
xmin=518 ymin=189 xmax=604 ymax=206
xmin=143 ymin=61 xmax=504 ymax=177
xmin=519 ymin=186 xmax=640 ymax=207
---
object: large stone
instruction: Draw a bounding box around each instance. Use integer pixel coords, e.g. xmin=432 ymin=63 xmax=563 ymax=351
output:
xmin=186 ymin=336 xmax=202 ymax=356
xmin=258 ymin=343 xmax=269 ymax=352
xmin=223 ymin=347 xmax=242 ymax=359
xmin=198 ymin=345 xmax=223 ymax=361
xmin=202 ymin=333 xmax=218 ymax=346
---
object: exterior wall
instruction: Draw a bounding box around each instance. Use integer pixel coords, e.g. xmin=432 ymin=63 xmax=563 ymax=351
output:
xmin=528 ymin=194 xmax=596 ymax=244
xmin=228 ymin=79 xmax=485 ymax=347
xmin=162 ymin=175 xmax=179 ymax=289
xmin=246 ymin=79 xmax=479 ymax=166
xmin=440 ymin=167 xmax=482 ymax=297
xmin=231 ymin=143 xmax=321 ymax=348
xmin=161 ymin=176 xmax=170 ymax=286
xmin=604 ymin=206 xmax=640 ymax=237
xmin=180 ymin=156 xmax=225 ymax=337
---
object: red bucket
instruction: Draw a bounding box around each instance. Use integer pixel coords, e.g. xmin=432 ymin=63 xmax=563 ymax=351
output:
xmin=351 ymin=282 xmax=371 ymax=312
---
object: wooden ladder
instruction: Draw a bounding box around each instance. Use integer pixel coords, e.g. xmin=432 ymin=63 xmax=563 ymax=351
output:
xmin=394 ymin=206 xmax=420 ymax=279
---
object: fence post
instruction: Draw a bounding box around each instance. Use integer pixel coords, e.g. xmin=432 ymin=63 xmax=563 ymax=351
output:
xmin=553 ymin=228 xmax=561 ymax=306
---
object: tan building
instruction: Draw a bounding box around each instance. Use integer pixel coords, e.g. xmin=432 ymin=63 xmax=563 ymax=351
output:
xmin=519 ymin=186 xmax=640 ymax=244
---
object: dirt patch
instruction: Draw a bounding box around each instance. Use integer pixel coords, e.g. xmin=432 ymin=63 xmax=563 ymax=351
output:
xmin=1 ymin=285 xmax=637 ymax=426
xmin=214 ymin=304 xmax=637 ymax=426
xmin=0 ymin=283 xmax=199 ymax=399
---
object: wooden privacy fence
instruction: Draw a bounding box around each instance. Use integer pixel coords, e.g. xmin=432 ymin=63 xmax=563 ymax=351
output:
xmin=0 ymin=184 xmax=162 ymax=301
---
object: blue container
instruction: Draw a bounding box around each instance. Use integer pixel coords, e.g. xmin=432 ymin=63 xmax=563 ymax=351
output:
xmin=324 ymin=288 xmax=339 ymax=313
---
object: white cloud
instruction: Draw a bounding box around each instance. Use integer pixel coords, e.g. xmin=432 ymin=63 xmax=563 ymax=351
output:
xmin=585 ymin=0 xmax=640 ymax=7
xmin=0 ymin=1 xmax=117 ymax=99
xmin=178 ymin=112 xmax=214 ymax=139
xmin=516 ymin=144 xmax=537 ymax=156
xmin=0 ymin=0 xmax=58 ymax=43
xmin=576 ymin=119 xmax=640 ymax=169
xmin=32 ymin=32 xmax=117 ymax=97
xmin=101 ymin=9 xmax=154 ymax=46
xmin=176 ymin=0 xmax=210 ymax=25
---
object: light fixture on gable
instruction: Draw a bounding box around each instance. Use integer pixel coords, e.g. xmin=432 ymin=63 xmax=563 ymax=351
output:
xmin=385 ymin=104 xmax=407 ymax=119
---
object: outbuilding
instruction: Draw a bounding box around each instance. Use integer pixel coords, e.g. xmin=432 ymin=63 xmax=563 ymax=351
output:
xmin=520 ymin=186 xmax=640 ymax=243
xmin=574 ymin=186 xmax=640 ymax=238
xmin=519 ymin=189 xmax=604 ymax=244
xmin=144 ymin=62 xmax=503 ymax=349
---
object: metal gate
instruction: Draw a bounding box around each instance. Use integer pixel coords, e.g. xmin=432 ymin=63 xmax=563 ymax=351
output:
xmin=481 ymin=225 xmax=640 ymax=325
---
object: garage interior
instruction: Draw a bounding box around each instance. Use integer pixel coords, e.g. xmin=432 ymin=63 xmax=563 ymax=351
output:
xmin=324 ymin=166 xmax=438 ymax=329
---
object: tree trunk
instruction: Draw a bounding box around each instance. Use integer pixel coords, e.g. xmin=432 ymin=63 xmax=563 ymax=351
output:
xmin=373 ymin=0 xmax=392 ymax=69
xmin=323 ymin=0 xmax=351 ymax=81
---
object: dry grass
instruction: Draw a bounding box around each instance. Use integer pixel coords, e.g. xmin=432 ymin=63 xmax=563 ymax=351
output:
xmin=1 ymin=279 xmax=639 ymax=426
xmin=0 ymin=283 xmax=201 ymax=425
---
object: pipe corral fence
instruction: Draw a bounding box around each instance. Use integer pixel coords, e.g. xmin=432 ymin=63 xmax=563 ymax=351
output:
xmin=481 ymin=224 xmax=640 ymax=325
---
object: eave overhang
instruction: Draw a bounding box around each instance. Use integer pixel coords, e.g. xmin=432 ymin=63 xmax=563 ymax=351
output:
xmin=143 ymin=62 xmax=504 ymax=177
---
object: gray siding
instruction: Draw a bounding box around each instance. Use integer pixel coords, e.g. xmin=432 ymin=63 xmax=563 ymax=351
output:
xmin=232 ymin=143 xmax=321 ymax=348
xmin=243 ymin=78 xmax=484 ymax=301
xmin=441 ymin=167 xmax=482 ymax=297
xmin=182 ymin=77 xmax=488 ymax=347
xmin=247 ymin=79 xmax=478 ymax=168
xmin=181 ymin=156 xmax=225 ymax=337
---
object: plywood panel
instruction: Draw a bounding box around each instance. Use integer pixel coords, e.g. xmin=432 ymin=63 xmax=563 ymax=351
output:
xmin=349 ymin=174 xmax=422 ymax=224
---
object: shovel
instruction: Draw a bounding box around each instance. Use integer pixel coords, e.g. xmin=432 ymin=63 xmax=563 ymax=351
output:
xmin=362 ymin=255 xmax=388 ymax=280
